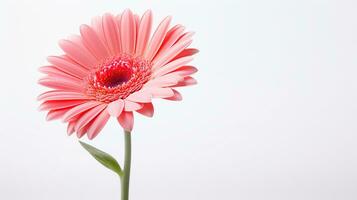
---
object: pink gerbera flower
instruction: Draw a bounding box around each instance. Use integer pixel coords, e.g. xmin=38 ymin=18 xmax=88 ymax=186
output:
xmin=38 ymin=9 xmax=198 ymax=139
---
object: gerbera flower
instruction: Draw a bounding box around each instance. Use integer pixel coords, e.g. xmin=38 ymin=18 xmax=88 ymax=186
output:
xmin=38 ymin=9 xmax=198 ymax=139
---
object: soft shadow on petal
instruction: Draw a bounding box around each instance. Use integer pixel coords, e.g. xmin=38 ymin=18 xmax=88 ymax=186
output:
xmin=144 ymin=16 xmax=172 ymax=60
xmin=124 ymin=100 xmax=143 ymax=111
xmin=152 ymin=56 xmax=194 ymax=78
xmin=117 ymin=111 xmax=134 ymax=131
xmin=80 ymin=24 xmax=109 ymax=60
xmin=74 ymin=104 xmax=107 ymax=131
xmin=136 ymin=103 xmax=154 ymax=117
xmin=103 ymin=13 xmax=121 ymax=56
xmin=164 ymin=89 xmax=182 ymax=101
xmin=121 ymin=9 xmax=136 ymax=54
xmin=59 ymin=39 xmax=97 ymax=69
xmin=87 ymin=109 xmax=111 ymax=139
xmin=62 ymin=101 xmax=102 ymax=122
xmin=135 ymin=10 xmax=152 ymax=56
xmin=107 ymin=99 xmax=124 ymax=117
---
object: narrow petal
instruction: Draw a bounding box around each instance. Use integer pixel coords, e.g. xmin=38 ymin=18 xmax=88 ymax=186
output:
xmin=171 ymin=48 xmax=199 ymax=61
xmin=87 ymin=110 xmax=110 ymax=139
xmin=107 ymin=99 xmax=124 ymax=117
xmin=173 ymin=76 xmax=197 ymax=87
xmin=134 ymin=14 xmax=140 ymax=40
xmin=91 ymin=16 xmax=109 ymax=51
xmin=126 ymin=90 xmax=152 ymax=103
xmin=47 ymin=56 xmax=88 ymax=79
xmin=62 ymin=101 xmax=102 ymax=122
xmin=67 ymin=121 xmax=76 ymax=135
xmin=148 ymin=87 xmax=174 ymax=98
xmin=77 ymin=123 xmax=91 ymax=138
xmin=144 ymin=16 xmax=172 ymax=60
xmin=74 ymin=104 xmax=107 ymax=131
xmin=174 ymin=31 xmax=195 ymax=45
xmin=39 ymin=100 xmax=87 ymax=111
xmin=135 ymin=10 xmax=152 ymax=56
xmin=152 ymin=56 xmax=194 ymax=78
xmin=103 ymin=13 xmax=120 ymax=55
xmin=171 ymin=65 xmax=198 ymax=76
xmin=74 ymin=111 xmax=93 ymax=138
xmin=164 ymin=89 xmax=182 ymax=101
xmin=58 ymin=40 xmax=97 ymax=69
xmin=117 ymin=111 xmax=134 ymax=131
xmin=144 ymin=74 xmax=182 ymax=88
xmin=39 ymin=65 xmax=82 ymax=81
xmin=80 ymin=24 xmax=109 ymax=60
xmin=153 ymin=25 xmax=185 ymax=62
xmin=121 ymin=9 xmax=136 ymax=54
xmin=136 ymin=103 xmax=154 ymax=117
xmin=38 ymin=90 xmax=89 ymax=101
xmin=41 ymin=72 xmax=81 ymax=83
xmin=115 ymin=14 xmax=122 ymax=53
xmin=46 ymin=107 xmax=72 ymax=121
xmin=38 ymin=77 xmax=82 ymax=91
xmin=152 ymin=39 xmax=192 ymax=70
xmin=124 ymin=100 xmax=143 ymax=111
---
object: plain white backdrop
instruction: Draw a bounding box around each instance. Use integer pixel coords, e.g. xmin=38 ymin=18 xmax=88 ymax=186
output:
xmin=0 ymin=0 xmax=356 ymax=199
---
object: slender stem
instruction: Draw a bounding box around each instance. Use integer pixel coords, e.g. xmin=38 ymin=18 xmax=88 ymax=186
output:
xmin=121 ymin=130 xmax=131 ymax=200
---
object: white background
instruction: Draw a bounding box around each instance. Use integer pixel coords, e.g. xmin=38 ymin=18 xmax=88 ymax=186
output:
xmin=0 ymin=0 xmax=356 ymax=200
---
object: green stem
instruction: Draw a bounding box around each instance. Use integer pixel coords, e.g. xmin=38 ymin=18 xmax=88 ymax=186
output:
xmin=121 ymin=130 xmax=131 ymax=200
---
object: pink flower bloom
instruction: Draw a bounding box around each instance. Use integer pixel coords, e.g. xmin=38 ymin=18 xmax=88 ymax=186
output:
xmin=38 ymin=9 xmax=198 ymax=139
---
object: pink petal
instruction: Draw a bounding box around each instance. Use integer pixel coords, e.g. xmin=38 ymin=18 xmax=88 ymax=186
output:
xmin=39 ymin=100 xmax=87 ymax=111
xmin=164 ymin=89 xmax=182 ymax=101
xmin=126 ymin=90 xmax=152 ymax=103
xmin=59 ymin=40 xmax=97 ymax=69
xmin=152 ymin=56 xmax=194 ymax=78
xmin=38 ymin=77 xmax=82 ymax=91
xmin=80 ymin=24 xmax=109 ymax=60
xmin=107 ymin=99 xmax=124 ymax=117
xmin=171 ymin=65 xmax=198 ymax=76
xmin=121 ymin=9 xmax=136 ymax=54
xmin=171 ymin=48 xmax=199 ymax=61
xmin=47 ymin=56 xmax=88 ymax=79
xmin=153 ymin=25 xmax=185 ymax=62
xmin=144 ymin=16 xmax=172 ymax=60
xmin=77 ymin=123 xmax=91 ymax=138
xmin=62 ymin=101 xmax=102 ymax=122
xmin=134 ymin=14 xmax=140 ymax=39
xmin=115 ymin=14 xmax=122 ymax=53
xmin=144 ymin=74 xmax=182 ymax=88
xmin=103 ymin=13 xmax=120 ymax=56
xmin=70 ymin=113 xmax=89 ymax=138
xmin=74 ymin=104 xmax=107 ymax=131
xmin=152 ymin=39 xmax=192 ymax=70
xmin=39 ymin=65 xmax=81 ymax=81
xmin=87 ymin=110 xmax=110 ymax=139
xmin=67 ymin=121 xmax=76 ymax=136
xmin=38 ymin=65 xmax=61 ymax=75
xmin=173 ymin=76 xmax=197 ymax=87
xmin=41 ymin=72 xmax=81 ymax=83
xmin=136 ymin=103 xmax=154 ymax=117
xmin=117 ymin=111 xmax=134 ymax=131
xmin=91 ymin=16 xmax=109 ymax=51
xmin=38 ymin=90 xmax=89 ymax=101
xmin=135 ymin=10 xmax=152 ymax=56
xmin=124 ymin=100 xmax=143 ymax=111
xmin=148 ymin=87 xmax=174 ymax=98
xmin=174 ymin=31 xmax=195 ymax=45
xmin=46 ymin=107 xmax=72 ymax=121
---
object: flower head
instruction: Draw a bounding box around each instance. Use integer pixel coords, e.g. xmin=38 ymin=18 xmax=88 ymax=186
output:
xmin=38 ymin=9 xmax=198 ymax=139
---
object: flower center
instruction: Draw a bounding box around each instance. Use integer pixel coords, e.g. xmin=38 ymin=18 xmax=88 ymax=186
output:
xmin=85 ymin=55 xmax=151 ymax=103
xmin=94 ymin=60 xmax=133 ymax=88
